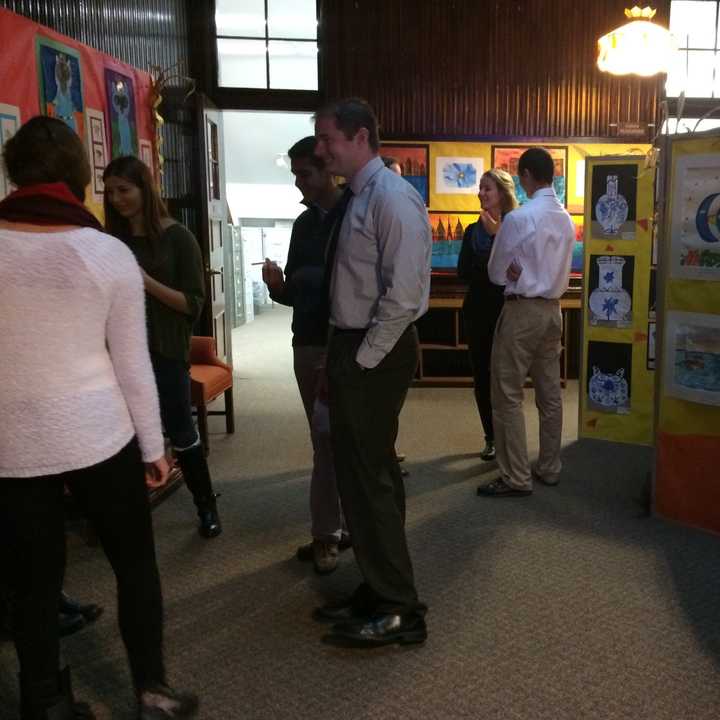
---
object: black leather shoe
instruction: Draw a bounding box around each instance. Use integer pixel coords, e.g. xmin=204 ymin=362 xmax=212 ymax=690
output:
xmin=325 ymin=613 xmax=427 ymax=647
xmin=312 ymin=596 xmax=369 ymax=623
xmin=60 ymin=592 xmax=103 ymax=623
xmin=196 ymin=494 xmax=222 ymax=538
xmin=480 ymin=441 xmax=496 ymax=461
xmin=58 ymin=612 xmax=86 ymax=638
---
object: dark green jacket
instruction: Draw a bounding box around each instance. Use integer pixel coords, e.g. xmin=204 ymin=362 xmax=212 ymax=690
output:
xmin=123 ymin=223 xmax=205 ymax=364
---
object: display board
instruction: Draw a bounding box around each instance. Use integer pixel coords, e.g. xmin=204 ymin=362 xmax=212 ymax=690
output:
xmin=578 ymin=156 xmax=656 ymax=445
xmin=381 ymin=140 xmax=649 ymax=275
xmin=654 ymin=131 xmax=720 ymax=533
xmin=0 ymin=7 xmax=156 ymax=221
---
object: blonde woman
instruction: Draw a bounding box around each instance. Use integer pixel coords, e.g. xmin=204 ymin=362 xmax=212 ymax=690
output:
xmin=457 ymin=169 xmax=519 ymax=460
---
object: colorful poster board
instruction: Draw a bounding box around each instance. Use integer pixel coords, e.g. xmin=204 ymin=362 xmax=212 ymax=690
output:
xmin=579 ymin=156 xmax=655 ymax=445
xmin=0 ymin=7 xmax=155 ymax=220
xmin=655 ymin=131 xmax=720 ymax=534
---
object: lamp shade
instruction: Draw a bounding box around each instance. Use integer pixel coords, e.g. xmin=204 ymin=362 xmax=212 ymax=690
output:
xmin=597 ymin=6 xmax=677 ymax=77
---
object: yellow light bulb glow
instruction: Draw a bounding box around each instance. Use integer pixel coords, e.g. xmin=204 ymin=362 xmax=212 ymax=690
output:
xmin=597 ymin=6 xmax=677 ymax=77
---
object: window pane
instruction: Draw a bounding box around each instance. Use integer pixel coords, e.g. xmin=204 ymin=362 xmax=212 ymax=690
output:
xmin=666 ymin=48 xmax=716 ymax=97
xmin=268 ymin=41 xmax=318 ymax=90
xmin=669 ymin=1 xmax=717 ymax=49
xmin=218 ymin=38 xmax=267 ymax=89
xmin=665 ymin=48 xmax=689 ymax=96
xmin=687 ymin=49 xmax=717 ymax=96
xmin=215 ymin=0 xmax=266 ymax=38
xmin=662 ymin=117 xmax=720 ymax=133
xmin=268 ymin=0 xmax=317 ymax=39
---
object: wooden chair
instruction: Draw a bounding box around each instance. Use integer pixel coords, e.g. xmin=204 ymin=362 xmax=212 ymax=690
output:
xmin=189 ymin=336 xmax=235 ymax=453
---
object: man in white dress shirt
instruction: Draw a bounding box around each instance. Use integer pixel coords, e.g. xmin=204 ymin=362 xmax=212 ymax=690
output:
xmin=478 ymin=147 xmax=575 ymax=497
xmin=311 ymin=98 xmax=432 ymax=647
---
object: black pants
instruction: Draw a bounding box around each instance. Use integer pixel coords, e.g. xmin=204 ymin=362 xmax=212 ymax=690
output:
xmin=327 ymin=324 xmax=424 ymax=616
xmin=0 ymin=439 xmax=165 ymax=692
xmin=463 ymin=294 xmax=503 ymax=441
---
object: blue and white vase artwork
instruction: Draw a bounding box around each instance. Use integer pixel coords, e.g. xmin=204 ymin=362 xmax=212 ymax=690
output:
xmin=595 ymin=174 xmax=629 ymax=235
xmin=588 ymin=256 xmax=632 ymax=327
xmin=589 ymin=366 xmax=630 ymax=412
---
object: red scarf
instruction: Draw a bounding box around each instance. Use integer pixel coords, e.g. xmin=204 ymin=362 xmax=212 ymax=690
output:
xmin=0 ymin=182 xmax=103 ymax=231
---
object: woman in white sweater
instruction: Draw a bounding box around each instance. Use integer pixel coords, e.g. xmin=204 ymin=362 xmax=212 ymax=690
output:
xmin=0 ymin=116 xmax=198 ymax=720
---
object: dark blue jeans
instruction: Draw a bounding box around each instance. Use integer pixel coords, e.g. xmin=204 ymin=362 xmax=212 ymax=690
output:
xmin=151 ymin=353 xmax=199 ymax=451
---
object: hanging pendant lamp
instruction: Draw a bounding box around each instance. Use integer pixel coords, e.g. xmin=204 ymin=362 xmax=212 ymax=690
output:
xmin=597 ymin=6 xmax=677 ymax=77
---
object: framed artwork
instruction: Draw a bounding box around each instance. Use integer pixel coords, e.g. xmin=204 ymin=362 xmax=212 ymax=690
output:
xmin=647 ymin=321 xmax=656 ymax=371
xmin=139 ymin=139 xmax=154 ymax=177
xmin=492 ymin=145 xmax=567 ymax=206
xmin=104 ymin=68 xmax=138 ymax=158
xmin=590 ymin=163 xmax=638 ymax=240
xmin=435 ymin=156 xmax=483 ymax=195
xmin=428 ymin=211 xmax=476 ymax=272
xmin=570 ymin=215 xmax=584 ymax=276
xmin=35 ymin=36 xmax=84 ymax=137
xmin=587 ymin=340 xmax=632 ymax=414
xmin=85 ymin=108 xmax=108 ymax=201
xmin=663 ymin=311 xmax=720 ymax=406
xmin=380 ymin=143 xmax=429 ymax=205
xmin=669 ymin=153 xmax=720 ymax=281
xmin=0 ymin=103 xmax=21 ymax=200
xmin=587 ymin=255 xmax=634 ymax=328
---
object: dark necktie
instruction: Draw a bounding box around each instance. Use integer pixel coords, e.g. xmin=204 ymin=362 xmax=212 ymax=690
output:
xmin=323 ymin=186 xmax=354 ymax=302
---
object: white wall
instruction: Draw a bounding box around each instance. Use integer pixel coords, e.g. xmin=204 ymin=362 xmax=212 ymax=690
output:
xmin=226 ymin=182 xmax=304 ymax=222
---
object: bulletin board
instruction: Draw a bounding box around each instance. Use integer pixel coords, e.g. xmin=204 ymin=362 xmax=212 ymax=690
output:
xmin=0 ymin=7 xmax=156 ymax=222
xmin=578 ymin=155 xmax=656 ymax=445
xmin=654 ymin=131 xmax=720 ymax=533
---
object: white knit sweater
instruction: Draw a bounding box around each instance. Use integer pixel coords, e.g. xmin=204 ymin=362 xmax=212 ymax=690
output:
xmin=0 ymin=226 xmax=165 ymax=477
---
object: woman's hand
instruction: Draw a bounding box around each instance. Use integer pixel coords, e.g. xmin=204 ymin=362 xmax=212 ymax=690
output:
xmin=479 ymin=210 xmax=501 ymax=236
xmin=145 ymin=456 xmax=170 ymax=489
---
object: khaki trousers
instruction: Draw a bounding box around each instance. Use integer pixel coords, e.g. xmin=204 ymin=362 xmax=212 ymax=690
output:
xmin=490 ymin=298 xmax=563 ymax=490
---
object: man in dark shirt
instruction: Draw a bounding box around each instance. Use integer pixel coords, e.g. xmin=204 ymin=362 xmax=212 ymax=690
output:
xmin=262 ymin=136 xmax=347 ymax=574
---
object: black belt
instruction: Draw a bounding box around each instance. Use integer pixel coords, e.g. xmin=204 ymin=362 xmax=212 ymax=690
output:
xmin=505 ymin=294 xmax=555 ymax=301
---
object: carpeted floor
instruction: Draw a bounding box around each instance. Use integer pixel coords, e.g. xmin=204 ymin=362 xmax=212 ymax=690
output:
xmin=2 ymin=305 xmax=719 ymax=719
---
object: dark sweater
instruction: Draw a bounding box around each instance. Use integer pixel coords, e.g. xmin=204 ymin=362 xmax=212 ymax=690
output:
xmin=122 ymin=223 xmax=205 ymax=364
xmin=457 ymin=221 xmax=505 ymax=312
xmin=269 ymin=202 xmax=342 ymax=347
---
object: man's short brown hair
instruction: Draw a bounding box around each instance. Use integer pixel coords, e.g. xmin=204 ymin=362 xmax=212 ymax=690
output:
xmin=314 ymin=97 xmax=380 ymax=152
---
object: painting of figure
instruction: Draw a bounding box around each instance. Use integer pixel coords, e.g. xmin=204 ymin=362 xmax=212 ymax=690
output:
xmin=36 ymin=37 xmax=84 ymax=137
xmin=105 ymin=68 xmax=138 ymax=158
xmin=492 ymin=145 xmax=567 ymax=206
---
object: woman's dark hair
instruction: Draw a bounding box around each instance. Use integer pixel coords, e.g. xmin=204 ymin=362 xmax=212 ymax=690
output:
xmin=517 ymin=147 xmax=555 ymax=185
xmin=103 ymin=156 xmax=169 ymax=265
xmin=2 ymin=115 xmax=91 ymax=201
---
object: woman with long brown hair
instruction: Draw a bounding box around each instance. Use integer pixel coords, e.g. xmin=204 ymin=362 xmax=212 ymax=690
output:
xmin=457 ymin=168 xmax=519 ymax=461
xmin=103 ymin=156 xmax=221 ymax=539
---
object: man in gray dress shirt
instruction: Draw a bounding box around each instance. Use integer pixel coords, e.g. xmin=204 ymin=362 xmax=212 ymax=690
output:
xmin=312 ymin=98 xmax=432 ymax=647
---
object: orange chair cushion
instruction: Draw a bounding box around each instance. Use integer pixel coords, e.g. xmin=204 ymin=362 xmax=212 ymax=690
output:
xmin=190 ymin=363 xmax=233 ymax=404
